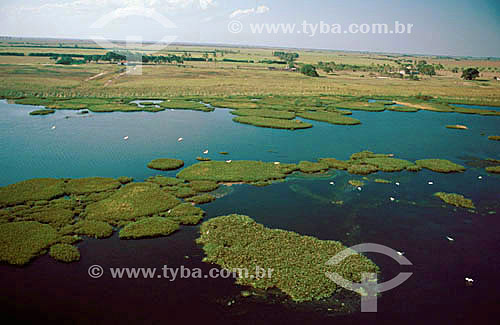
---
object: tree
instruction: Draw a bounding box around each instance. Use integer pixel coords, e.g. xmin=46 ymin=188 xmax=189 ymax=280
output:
xmin=461 ymin=68 xmax=480 ymax=80
xmin=300 ymin=64 xmax=319 ymax=77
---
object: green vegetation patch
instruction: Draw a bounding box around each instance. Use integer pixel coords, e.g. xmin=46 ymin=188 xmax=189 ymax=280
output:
xmin=298 ymin=161 xmax=329 ymax=173
xmin=0 ymin=178 xmax=66 ymax=207
xmin=348 ymin=180 xmax=365 ymax=187
xmin=336 ymin=101 xmax=387 ymax=112
xmin=231 ymin=109 xmax=295 ymax=120
xmin=488 ymin=136 xmax=500 ymax=141
xmin=233 ymin=116 xmax=312 ymax=130
xmin=119 ymin=217 xmax=179 ymax=240
xmin=297 ymin=111 xmax=361 ymax=125
xmin=27 ymin=207 xmax=74 ymax=228
xmin=434 ymin=192 xmax=475 ymax=209
xmin=49 ymin=243 xmax=80 ymax=263
xmin=165 ymin=203 xmax=205 ymax=225
xmin=177 ymin=161 xmax=288 ymax=183
xmin=189 ymin=180 xmax=220 ymax=192
xmin=415 ymin=159 xmax=466 ymax=173
xmin=0 ymin=221 xmax=59 ymax=265
xmin=386 ymin=105 xmax=419 ymax=112
xmin=117 ymin=176 xmax=134 ymax=185
xmin=174 ymin=187 xmax=197 ymax=199
xmin=64 ymin=177 xmax=121 ymax=195
xmin=197 ymin=214 xmax=378 ymax=302
xmin=374 ymin=178 xmax=391 ymax=184
xmin=318 ymin=158 xmax=350 ymax=170
xmin=485 ymin=166 xmax=500 ymax=174
xmin=361 ymin=157 xmax=416 ymax=172
xmin=160 ymin=99 xmax=212 ymax=112
xmin=29 ymin=109 xmax=55 ymax=116
xmin=207 ymin=99 xmax=258 ymax=109
xmin=146 ymin=175 xmax=183 ymax=187
xmin=186 ymin=194 xmax=216 ymax=204
xmin=84 ymin=182 xmax=180 ymax=224
xmin=88 ymin=103 xmax=142 ymax=113
xmin=347 ymin=163 xmax=379 ymax=175
xmin=15 ymin=97 xmax=54 ymax=106
xmin=72 ymin=220 xmax=114 ymax=238
xmin=147 ymin=158 xmax=185 ymax=171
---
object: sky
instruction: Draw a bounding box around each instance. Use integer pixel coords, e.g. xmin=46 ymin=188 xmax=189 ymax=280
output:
xmin=0 ymin=0 xmax=499 ymax=57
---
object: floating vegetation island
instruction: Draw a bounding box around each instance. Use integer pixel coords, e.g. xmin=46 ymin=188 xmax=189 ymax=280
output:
xmin=434 ymin=192 xmax=475 ymax=209
xmin=197 ymin=214 xmax=379 ymax=302
xmin=147 ymin=158 xmax=185 ymax=171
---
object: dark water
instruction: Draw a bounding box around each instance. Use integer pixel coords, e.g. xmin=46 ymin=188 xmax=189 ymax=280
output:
xmin=1 ymin=100 xmax=499 ymax=324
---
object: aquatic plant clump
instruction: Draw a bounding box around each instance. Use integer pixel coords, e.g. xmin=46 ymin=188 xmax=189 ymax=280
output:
xmin=64 ymin=177 xmax=121 ymax=195
xmin=73 ymin=220 xmax=114 ymax=239
xmin=177 ymin=161 xmax=288 ymax=183
xmin=186 ymin=194 xmax=216 ymax=204
xmin=297 ymin=161 xmax=329 ymax=173
xmin=159 ymin=99 xmax=212 ymax=112
xmin=348 ymin=180 xmax=365 ymax=187
xmin=0 ymin=221 xmax=59 ymax=265
xmin=27 ymin=207 xmax=75 ymax=228
xmin=318 ymin=158 xmax=350 ymax=170
xmin=0 ymin=178 xmax=66 ymax=207
xmin=233 ymin=116 xmax=313 ymax=130
xmin=361 ymin=157 xmax=416 ymax=172
xmin=146 ymin=175 xmax=183 ymax=187
xmin=119 ymin=217 xmax=179 ymax=239
xmin=434 ymin=192 xmax=475 ymax=209
xmin=117 ymin=176 xmax=134 ymax=185
xmin=231 ymin=109 xmax=295 ymax=120
xmin=297 ymin=111 xmax=361 ymax=125
xmin=335 ymin=101 xmax=387 ymax=112
xmin=188 ymin=180 xmax=220 ymax=192
xmin=347 ymin=163 xmax=379 ymax=175
xmin=29 ymin=109 xmax=55 ymax=116
xmin=488 ymin=136 xmax=500 ymax=141
xmin=49 ymin=243 xmax=80 ymax=263
xmin=415 ymin=159 xmax=466 ymax=173
xmin=485 ymin=166 xmax=500 ymax=174
xmin=147 ymin=158 xmax=185 ymax=171
xmin=197 ymin=215 xmax=379 ymax=302
xmin=84 ymin=182 xmax=180 ymax=224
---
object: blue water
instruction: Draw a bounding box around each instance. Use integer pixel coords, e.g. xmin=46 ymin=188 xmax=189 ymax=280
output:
xmin=1 ymin=99 xmax=499 ymax=324
xmin=1 ymin=100 xmax=498 ymax=185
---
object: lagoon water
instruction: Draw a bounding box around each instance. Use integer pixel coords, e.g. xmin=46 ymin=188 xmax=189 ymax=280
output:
xmin=0 ymin=99 xmax=499 ymax=324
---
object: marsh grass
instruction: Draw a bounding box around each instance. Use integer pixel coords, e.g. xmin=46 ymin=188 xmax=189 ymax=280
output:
xmin=415 ymin=159 xmax=466 ymax=173
xmin=188 ymin=180 xmax=220 ymax=192
xmin=160 ymin=99 xmax=213 ymax=112
xmin=177 ymin=161 xmax=289 ymax=183
xmin=73 ymin=220 xmax=114 ymax=238
xmin=197 ymin=214 xmax=379 ymax=302
xmin=0 ymin=221 xmax=59 ymax=265
xmin=434 ymin=192 xmax=475 ymax=209
xmin=233 ymin=116 xmax=313 ymax=130
xmin=64 ymin=177 xmax=121 ymax=195
xmin=186 ymin=193 xmax=216 ymax=204
xmin=84 ymin=182 xmax=180 ymax=224
xmin=146 ymin=175 xmax=183 ymax=187
xmin=297 ymin=111 xmax=361 ymax=125
xmin=0 ymin=178 xmax=66 ymax=207
xmin=29 ymin=109 xmax=55 ymax=115
xmin=488 ymin=136 xmax=500 ymax=141
xmin=297 ymin=161 xmax=329 ymax=173
xmin=485 ymin=166 xmax=500 ymax=174
xmin=147 ymin=158 xmax=185 ymax=171
xmin=119 ymin=217 xmax=179 ymax=240
xmin=49 ymin=243 xmax=80 ymax=263
xmin=231 ymin=109 xmax=295 ymax=120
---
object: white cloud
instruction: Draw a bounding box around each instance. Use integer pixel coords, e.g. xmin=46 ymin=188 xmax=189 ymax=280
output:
xmin=229 ymin=5 xmax=270 ymax=19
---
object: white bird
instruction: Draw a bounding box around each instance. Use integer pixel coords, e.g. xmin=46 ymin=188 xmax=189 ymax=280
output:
xmin=390 ymin=197 xmax=395 ymax=202
xmin=274 ymin=162 xmax=280 ymax=165
xmin=397 ymin=251 xmax=404 ymax=256
xmin=177 ymin=137 xmax=183 ymax=142
xmin=478 ymin=176 xmax=483 ymax=180
xmin=357 ymin=187 xmax=362 ymax=191
xmin=51 ymin=126 xmax=56 ymax=130
xmin=395 ymin=182 xmax=400 ymax=186
xmin=465 ymin=277 xmax=474 ymax=284
xmin=226 ymin=160 xmax=232 ymax=163
xmin=446 ymin=236 xmax=454 ymax=241
xmin=203 ymin=150 xmax=209 ymax=154
xmin=329 ymin=181 xmax=335 ymax=185
xmin=123 ymin=136 xmax=129 ymax=140
xmin=428 ymin=181 xmax=434 ymax=185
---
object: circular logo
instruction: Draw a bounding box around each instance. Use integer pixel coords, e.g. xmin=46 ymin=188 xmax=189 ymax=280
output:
xmin=228 ymin=20 xmax=243 ymax=34
xmin=88 ymin=265 xmax=104 ymax=279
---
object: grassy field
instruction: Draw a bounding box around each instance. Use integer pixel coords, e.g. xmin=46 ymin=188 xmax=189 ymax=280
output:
xmin=0 ymin=38 xmax=499 ymax=106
